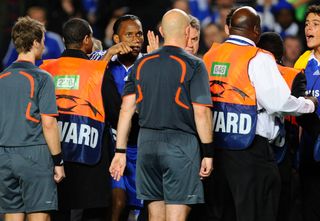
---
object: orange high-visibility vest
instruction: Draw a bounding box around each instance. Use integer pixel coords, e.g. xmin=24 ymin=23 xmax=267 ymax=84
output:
xmin=203 ymin=42 xmax=260 ymax=149
xmin=278 ymin=65 xmax=302 ymax=126
xmin=41 ymin=57 xmax=107 ymax=165
xmin=278 ymin=65 xmax=301 ymax=91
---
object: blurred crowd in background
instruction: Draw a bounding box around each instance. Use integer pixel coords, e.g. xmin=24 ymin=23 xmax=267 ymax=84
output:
xmin=1 ymin=0 xmax=320 ymax=70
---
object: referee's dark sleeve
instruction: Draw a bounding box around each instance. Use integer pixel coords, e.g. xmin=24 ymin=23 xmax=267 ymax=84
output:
xmin=101 ymin=70 xmax=122 ymax=129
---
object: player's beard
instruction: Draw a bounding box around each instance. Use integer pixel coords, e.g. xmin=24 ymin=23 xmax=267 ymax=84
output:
xmin=120 ymin=52 xmax=139 ymax=63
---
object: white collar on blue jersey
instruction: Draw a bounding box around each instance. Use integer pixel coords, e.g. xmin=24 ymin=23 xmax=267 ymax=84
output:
xmin=225 ymin=35 xmax=256 ymax=47
xmin=111 ymin=53 xmax=143 ymax=62
xmin=111 ymin=53 xmax=144 ymax=72
xmin=310 ymin=50 xmax=320 ymax=64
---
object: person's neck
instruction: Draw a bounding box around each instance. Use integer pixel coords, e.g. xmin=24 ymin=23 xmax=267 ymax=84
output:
xmin=17 ymin=53 xmax=36 ymax=64
xmin=67 ymin=46 xmax=86 ymax=54
xmin=118 ymin=54 xmax=137 ymax=68
xmin=229 ymin=30 xmax=257 ymax=45
xmin=282 ymin=57 xmax=295 ymax=68
xmin=163 ymin=39 xmax=186 ymax=49
xmin=314 ymin=48 xmax=320 ymax=61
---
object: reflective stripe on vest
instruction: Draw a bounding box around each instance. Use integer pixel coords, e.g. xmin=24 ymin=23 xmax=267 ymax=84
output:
xmin=203 ymin=42 xmax=259 ymax=149
xmin=41 ymin=57 xmax=107 ymax=165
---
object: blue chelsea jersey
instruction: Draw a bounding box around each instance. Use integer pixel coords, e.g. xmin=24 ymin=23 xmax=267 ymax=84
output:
xmin=108 ymin=54 xmax=144 ymax=95
xmin=305 ymin=55 xmax=320 ymax=116
xmin=90 ymin=51 xmax=144 ymax=95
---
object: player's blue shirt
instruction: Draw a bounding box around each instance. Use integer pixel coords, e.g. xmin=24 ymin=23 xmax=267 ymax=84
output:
xmin=90 ymin=51 xmax=144 ymax=94
xmin=106 ymin=54 xmax=144 ymax=95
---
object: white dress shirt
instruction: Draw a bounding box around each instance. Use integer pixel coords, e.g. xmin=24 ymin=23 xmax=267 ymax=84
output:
xmin=226 ymin=35 xmax=315 ymax=140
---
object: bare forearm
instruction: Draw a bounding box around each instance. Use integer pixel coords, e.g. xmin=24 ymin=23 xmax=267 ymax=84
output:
xmin=102 ymin=51 xmax=113 ymax=63
xmin=42 ymin=117 xmax=62 ymax=155
xmin=116 ymin=95 xmax=137 ymax=148
xmin=194 ymin=105 xmax=213 ymax=143
xmin=116 ymin=110 xmax=133 ymax=148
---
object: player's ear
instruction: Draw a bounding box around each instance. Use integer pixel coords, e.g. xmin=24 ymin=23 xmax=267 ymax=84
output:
xmin=113 ymin=34 xmax=120 ymax=44
xmin=159 ymin=26 xmax=164 ymax=38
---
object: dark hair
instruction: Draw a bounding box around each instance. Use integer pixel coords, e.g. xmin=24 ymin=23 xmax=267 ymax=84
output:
xmin=189 ymin=14 xmax=200 ymax=31
xmin=257 ymin=32 xmax=284 ymax=63
xmin=306 ymin=5 xmax=320 ymax=17
xmin=62 ymin=18 xmax=92 ymax=48
xmin=113 ymin=14 xmax=141 ymax=35
xmin=11 ymin=16 xmax=45 ymax=53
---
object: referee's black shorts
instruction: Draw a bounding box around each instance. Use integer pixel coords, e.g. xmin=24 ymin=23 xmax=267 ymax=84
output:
xmin=0 ymin=145 xmax=57 ymax=213
xmin=136 ymin=128 xmax=204 ymax=204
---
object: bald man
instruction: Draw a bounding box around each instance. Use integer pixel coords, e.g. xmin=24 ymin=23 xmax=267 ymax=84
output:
xmin=203 ymin=6 xmax=316 ymax=221
xmin=109 ymin=9 xmax=213 ymax=221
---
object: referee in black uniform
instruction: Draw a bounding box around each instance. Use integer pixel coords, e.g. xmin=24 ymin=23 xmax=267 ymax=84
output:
xmin=110 ymin=9 xmax=214 ymax=221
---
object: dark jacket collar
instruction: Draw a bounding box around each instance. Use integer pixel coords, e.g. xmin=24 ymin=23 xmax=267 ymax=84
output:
xmin=61 ymin=49 xmax=89 ymax=60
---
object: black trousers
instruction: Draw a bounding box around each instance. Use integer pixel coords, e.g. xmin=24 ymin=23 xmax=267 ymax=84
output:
xmin=298 ymin=130 xmax=320 ymax=221
xmin=299 ymin=151 xmax=320 ymax=221
xmin=51 ymin=208 xmax=111 ymax=221
xmin=300 ymin=172 xmax=320 ymax=221
xmin=206 ymin=135 xmax=281 ymax=221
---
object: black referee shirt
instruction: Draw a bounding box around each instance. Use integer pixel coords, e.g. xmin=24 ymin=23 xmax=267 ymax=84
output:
xmin=124 ymin=45 xmax=212 ymax=135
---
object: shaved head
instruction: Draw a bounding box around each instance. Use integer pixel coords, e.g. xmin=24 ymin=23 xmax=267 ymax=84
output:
xmin=160 ymin=9 xmax=190 ymax=47
xmin=230 ymin=6 xmax=261 ymax=43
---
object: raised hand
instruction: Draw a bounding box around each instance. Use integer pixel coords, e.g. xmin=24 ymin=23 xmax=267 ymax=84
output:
xmin=147 ymin=30 xmax=159 ymax=53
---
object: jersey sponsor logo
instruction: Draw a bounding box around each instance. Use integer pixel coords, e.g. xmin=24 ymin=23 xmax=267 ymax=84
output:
xmin=210 ymin=62 xmax=230 ymax=77
xmin=313 ymin=70 xmax=320 ymax=76
xmin=58 ymin=121 xmax=99 ymax=148
xmin=54 ymin=75 xmax=80 ymax=90
xmin=213 ymin=111 xmax=252 ymax=134
xmin=306 ymin=90 xmax=320 ymax=97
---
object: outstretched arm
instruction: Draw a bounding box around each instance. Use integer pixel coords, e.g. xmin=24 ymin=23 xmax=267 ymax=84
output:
xmin=102 ymin=42 xmax=140 ymax=63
